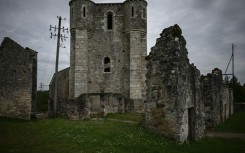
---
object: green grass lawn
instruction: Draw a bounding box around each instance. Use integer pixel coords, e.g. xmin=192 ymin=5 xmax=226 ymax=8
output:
xmin=1 ymin=115 xmax=244 ymax=153
xmin=215 ymin=112 xmax=245 ymax=133
xmin=105 ymin=112 xmax=144 ymax=122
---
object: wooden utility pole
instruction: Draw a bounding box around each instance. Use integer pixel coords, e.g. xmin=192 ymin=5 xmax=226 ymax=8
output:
xmin=50 ymin=16 xmax=68 ymax=117
xmin=232 ymin=44 xmax=235 ymax=81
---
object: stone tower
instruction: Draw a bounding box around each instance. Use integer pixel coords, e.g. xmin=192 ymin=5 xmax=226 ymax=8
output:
xmin=68 ymin=0 xmax=147 ymax=114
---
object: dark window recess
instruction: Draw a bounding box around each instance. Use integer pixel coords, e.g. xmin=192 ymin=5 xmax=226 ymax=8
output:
xmin=71 ymin=8 xmax=74 ymax=18
xmin=104 ymin=68 xmax=110 ymax=72
xmin=107 ymin=13 xmax=113 ymax=29
xmin=83 ymin=7 xmax=86 ymax=17
xmin=104 ymin=57 xmax=111 ymax=72
xmin=132 ymin=7 xmax=134 ymax=17
xmin=142 ymin=8 xmax=146 ymax=18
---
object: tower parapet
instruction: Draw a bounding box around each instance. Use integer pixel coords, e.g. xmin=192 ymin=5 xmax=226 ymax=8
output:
xmin=124 ymin=0 xmax=147 ymax=33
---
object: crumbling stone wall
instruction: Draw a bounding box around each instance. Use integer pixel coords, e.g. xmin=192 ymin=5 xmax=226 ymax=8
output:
xmin=201 ymin=68 xmax=233 ymax=129
xmin=49 ymin=68 xmax=125 ymax=119
xmin=0 ymin=37 xmax=37 ymax=120
xmin=145 ymin=25 xmax=205 ymax=143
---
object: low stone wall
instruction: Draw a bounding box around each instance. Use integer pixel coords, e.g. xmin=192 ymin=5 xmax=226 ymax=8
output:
xmin=66 ymin=93 xmax=125 ymax=120
xmin=49 ymin=68 xmax=127 ymax=118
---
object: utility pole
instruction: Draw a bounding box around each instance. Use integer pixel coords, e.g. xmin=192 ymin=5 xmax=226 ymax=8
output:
xmin=39 ymin=83 xmax=49 ymax=91
xmin=223 ymin=44 xmax=235 ymax=114
xmin=232 ymin=44 xmax=235 ymax=82
xmin=50 ymin=16 xmax=68 ymax=117
xmin=40 ymin=83 xmax=43 ymax=91
xmin=224 ymin=44 xmax=235 ymax=78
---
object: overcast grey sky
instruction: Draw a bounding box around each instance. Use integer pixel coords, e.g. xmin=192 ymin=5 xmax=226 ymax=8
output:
xmin=0 ymin=0 xmax=244 ymax=90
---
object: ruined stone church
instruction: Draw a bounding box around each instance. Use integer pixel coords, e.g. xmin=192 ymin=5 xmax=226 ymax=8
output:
xmin=49 ymin=0 xmax=234 ymax=143
xmin=50 ymin=0 xmax=148 ymax=117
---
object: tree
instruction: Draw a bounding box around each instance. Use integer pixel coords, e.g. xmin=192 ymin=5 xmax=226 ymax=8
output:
xmin=230 ymin=76 xmax=245 ymax=102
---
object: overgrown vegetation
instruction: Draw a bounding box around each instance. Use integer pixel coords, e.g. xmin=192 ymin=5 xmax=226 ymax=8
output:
xmin=1 ymin=112 xmax=245 ymax=153
xmin=230 ymin=77 xmax=245 ymax=103
xmin=37 ymin=91 xmax=49 ymax=112
xmin=215 ymin=112 xmax=245 ymax=133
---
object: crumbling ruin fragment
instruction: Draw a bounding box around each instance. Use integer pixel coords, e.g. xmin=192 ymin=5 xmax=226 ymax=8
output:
xmin=144 ymin=24 xmax=205 ymax=143
xmin=201 ymin=68 xmax=233 ymax=129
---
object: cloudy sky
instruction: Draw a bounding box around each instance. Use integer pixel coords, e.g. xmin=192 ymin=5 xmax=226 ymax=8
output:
xmin=0 ymin=0 xmax=244 ymax=90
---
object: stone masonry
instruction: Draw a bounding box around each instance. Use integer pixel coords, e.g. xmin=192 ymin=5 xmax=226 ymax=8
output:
xmin=0 ymin=37 xmax=37 ymax=120
xmin=49 ymin=68 xmax=70 ymax=117
xmin=144 ymin=25 xmax=234 ymax=143
xmin=50 ymin=0 xmax=148 ymax=118
xmin=145 ymin=25 xmax=205 ymax=143
xmin=201 ymin=68 xmax=234 ymax=129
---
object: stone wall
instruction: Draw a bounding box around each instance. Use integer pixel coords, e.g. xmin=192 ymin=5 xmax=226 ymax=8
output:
xmin=49 ymin=68 xmax=125 ymax=119
xmin=0 ymin=37 xmax=37 ymax=120
xmin=201 ymin=68 xmax=233 ymax=129
xmin=145 ymin=25 xmax=205 ymax=143
xmin=49 ymin=68 xmax=70 ymax=117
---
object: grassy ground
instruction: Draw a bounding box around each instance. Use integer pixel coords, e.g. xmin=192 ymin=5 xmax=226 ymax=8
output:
xmin=215 ymin=112 xmax=245 ymax=133
xmin=105 ymin=112 xmax=144 ymax=122
xmin=1 ymin=114 xmax=244 ymax=153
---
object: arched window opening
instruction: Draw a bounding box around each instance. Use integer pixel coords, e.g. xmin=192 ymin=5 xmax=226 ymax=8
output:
xmin=83 ymin=6 xmax=86 ymax=17
xmin=104 ymin=57 xmax=111 ymax=72
xmin=107 ymin=13 xmax=113 ymax=30
xmin=132 ymin=7 xmax=134 ymax=17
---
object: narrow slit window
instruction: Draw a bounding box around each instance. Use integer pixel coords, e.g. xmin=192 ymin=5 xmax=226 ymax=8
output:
xmin=142 ymin=8 xmax=146 ymax=19
xmin=132 ymin=7 xmax=134 ymax=17
xmin=83 ymin=7 xmax=86 ymax=17
xmin=107 ymin=13 xmax=113 ymax=30
xmin=71 ymin=8 xmax=74 ymax=18
xmin=104 ymin=57 xmax=111 ymax=72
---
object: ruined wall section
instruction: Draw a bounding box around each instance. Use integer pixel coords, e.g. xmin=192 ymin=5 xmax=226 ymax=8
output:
xmin=189 ymin=64 xmax=205 ymax=140
xmin=0 ymin=37 xmax=37 ymax=120
xmin=49 ymin=68 xmax=69 ymax=116
xmin=145 ymin=25 xmax=205 ymax=143
xmin=201 ymin=68 xmax=233 ymax=129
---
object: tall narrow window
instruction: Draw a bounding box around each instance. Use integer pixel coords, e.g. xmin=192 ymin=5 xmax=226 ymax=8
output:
xmin=83 ymin=6 xmax=86 ymax=17
xmin=132 ymin=6 xmax=134 ymax=17
xmin=142 ymin=8 xmax=146 ymax=19
xmin=107 ymin=13 xmax=113 ymax=30
xmin=104 ymin=57 xmax=111 ymax=72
